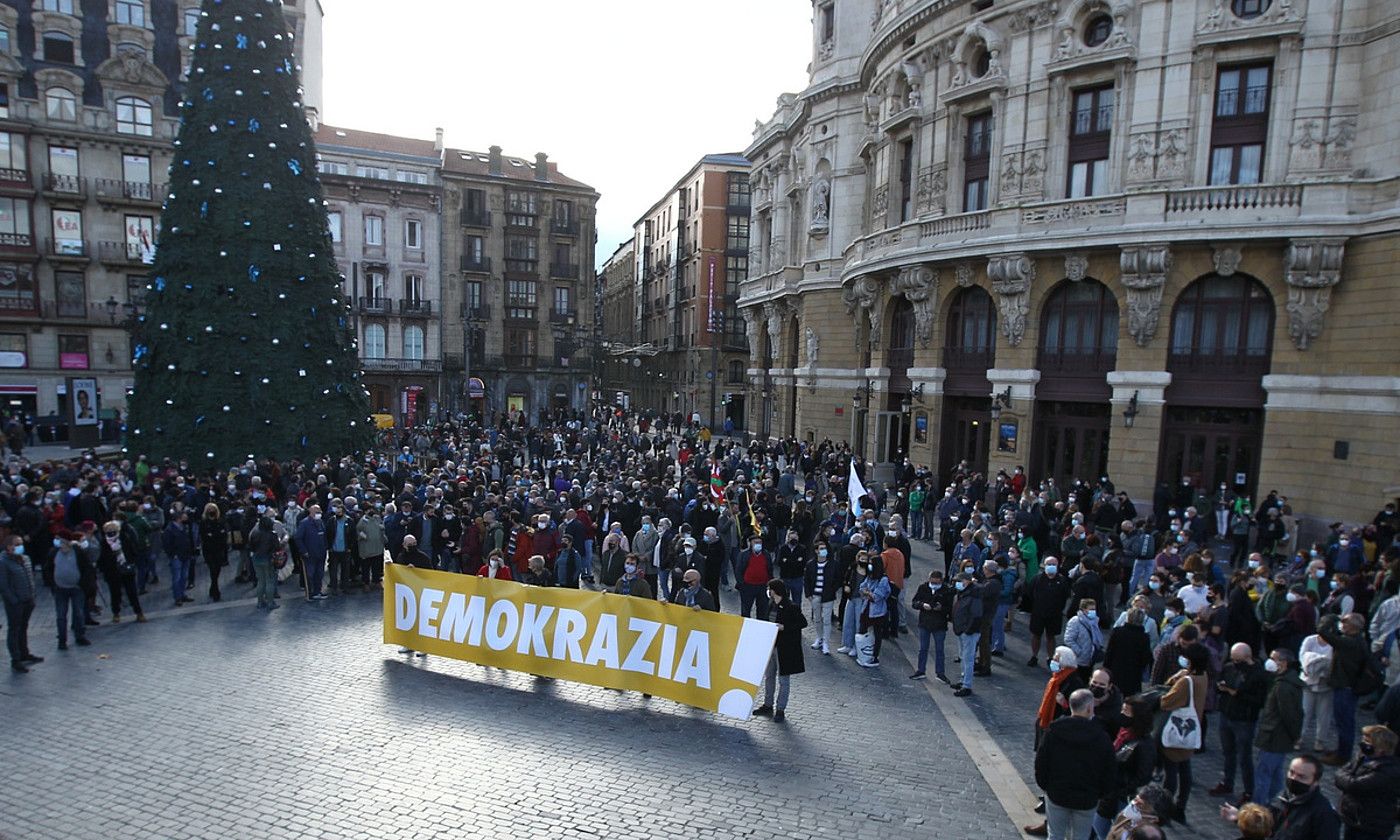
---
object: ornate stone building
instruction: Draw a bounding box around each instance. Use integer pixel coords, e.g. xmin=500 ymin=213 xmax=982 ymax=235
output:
xmin=740 ymin=0 xmax=1399 ymax=524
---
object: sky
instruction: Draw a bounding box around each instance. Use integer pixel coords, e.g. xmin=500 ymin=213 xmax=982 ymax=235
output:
xmin=318 ymin=0 xmax=814 ymax=268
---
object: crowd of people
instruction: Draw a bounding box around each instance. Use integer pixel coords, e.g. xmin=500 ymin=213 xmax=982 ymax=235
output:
xmin=2 ymin=408 xmax=1397 ymax=840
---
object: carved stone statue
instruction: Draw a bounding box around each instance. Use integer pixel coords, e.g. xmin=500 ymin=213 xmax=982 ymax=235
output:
xmin=805 ymin=327 xmax=820 ymax=367
xmin=810 ymin=177 xmax=831 ymax=231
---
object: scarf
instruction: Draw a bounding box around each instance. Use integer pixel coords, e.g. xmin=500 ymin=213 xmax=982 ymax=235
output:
xmin=1113 ymin=727 xmax=1134 ymax=751
xmin=1036 ymin=669 xmax=1075 ymax=730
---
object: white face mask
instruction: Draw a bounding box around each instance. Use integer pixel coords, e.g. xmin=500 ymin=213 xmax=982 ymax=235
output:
xmin=1120 ymin=802 xmax=1142 ymax=824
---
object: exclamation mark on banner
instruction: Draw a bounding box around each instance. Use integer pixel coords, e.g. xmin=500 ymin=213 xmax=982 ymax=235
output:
xmin=716 ymin=618 xmax=778 ymax=720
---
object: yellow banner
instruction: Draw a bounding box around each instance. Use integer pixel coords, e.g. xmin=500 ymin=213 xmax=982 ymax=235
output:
xmin=382 ymin=565 xmax=779 ymax=720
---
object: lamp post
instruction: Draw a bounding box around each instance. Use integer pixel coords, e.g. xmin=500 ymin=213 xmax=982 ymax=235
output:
xmin=852 ymin=378 xmax=873 ymax=458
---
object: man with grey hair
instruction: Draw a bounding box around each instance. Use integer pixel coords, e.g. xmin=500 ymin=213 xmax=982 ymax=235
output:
xmin=1034 ymin=687 xmax=1116 ymax=840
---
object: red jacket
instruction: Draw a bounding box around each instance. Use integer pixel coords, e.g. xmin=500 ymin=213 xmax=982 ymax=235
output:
xmin=511 ymin=529 xmax=535 ymax=573
xmin=476 ymin=564 xmax=514 ymax=581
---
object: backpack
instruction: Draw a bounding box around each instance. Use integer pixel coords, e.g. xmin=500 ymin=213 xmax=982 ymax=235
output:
xmin=1161 ymin=676 xmax=1202 ymax=751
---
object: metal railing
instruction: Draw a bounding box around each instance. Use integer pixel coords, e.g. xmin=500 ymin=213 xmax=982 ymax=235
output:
xmin=550 ymin=262 xmax=578 ymax=279
xmin=459 ymin=255 xmax=491 ymax=273
xmin=42 ymin=173 xmax=86 ymax=196
xmin=94 ymin=179 xmax=161 ymax=203
xmin=357 ymin=296 xmax=393 ymax=315
xmin=360 ymin=357 xmax=442 ymax=373
xmin=398 ymin=299 xmax=433 ymax=317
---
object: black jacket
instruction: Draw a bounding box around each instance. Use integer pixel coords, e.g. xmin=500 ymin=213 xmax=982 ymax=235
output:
xmin=1102 ymin=623 xmax=1153 ymax=696
xmin=1029 ymin=572 xmax=1072 ymax=620
xmin=1097 ymin=735 xmax=1156 ymax=818
xmin=1318 ymin=615 xmax=1367 ymax=690
xmin=910 ymin=581 xmax=955 ymax=632
xmin=1333 ymin=754 xmax=1400 ymax=835
xmin=952 ymin=585 xmax=984 ymax=636
xmin=1269 ymin=786 xmax=1341 ymax=840
xmin=803 ymin=556 xmax=843 ymax=603
xmin=770 ymin=600 xmax=808 ymax=676
xmin=1034 ymin=715 xmax=1116 ymax=810
xmin=1217 ymin=660 xmax=1270 ymax=722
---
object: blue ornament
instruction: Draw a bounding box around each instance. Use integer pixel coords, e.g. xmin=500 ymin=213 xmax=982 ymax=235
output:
xmin=195 ymin=416 xmax=206 ymax=427
xmin=287 ymin=159 xmax=303 ymax=176
xmin=236 ymin=34 xmax=248 ymax=49
xmin=248 ymin=264 xmax=260 ymax=281
xmin=154 ymin=276 xmax=167 ymax=292
xmin=202 ymin=88 xmax=213 ymax=101
xmin=300 ymin=435 xmax=308 ymax=448
xmin=248 ymin=117 xmax=260 ymax=133
xmin=133 ymin=344 xmax=148 ymax=361
xmin=200 ymin=201 xmax=208 ymax=218
xmin=310 ymin=306 xmax=316 ymax=317
xmin=283 ymin=59 xmax=293 ymax=75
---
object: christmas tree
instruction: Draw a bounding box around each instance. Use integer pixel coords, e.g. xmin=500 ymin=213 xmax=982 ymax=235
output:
xmin=126 ymin=0 xmax=370 ymax=465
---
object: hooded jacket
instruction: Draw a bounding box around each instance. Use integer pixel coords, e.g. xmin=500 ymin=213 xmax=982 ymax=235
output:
xmin=1034 ymin=714 xmax=1116 ymax=810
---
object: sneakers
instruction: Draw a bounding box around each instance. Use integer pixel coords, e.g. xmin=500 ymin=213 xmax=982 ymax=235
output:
xmin=835 ymin=646 xmax=850 ymax=654
xmin=76 ymin=638 xmax=91 ymax=646
xmin=752 ymin=704 xmax=774 ymax=717
xmin=810 ymin=639 xmax=822 ymax=650
xmin=936 ymin=673 xmax=951 ymax=685
xmin=111 ymin=615 xmax=122 ymax=624
xmin=58 ymin=642 xmax=68 ymax=651
xmin=773 ymin=710 xmax=786 ymax=723
xmin=859 ymin=659 xmax=880 ymax=669
xmin=136 ymin=615 xmax=148 ymax=623
xmin=954 ymin=687 xmax=972 ymax=697
xmin=910 ymin=671 xmax=927 ymax=680
xmin=820 ymin=641 xmax=830 ymax=655
xmin=397 ymin=647 xmax=414 ymax=654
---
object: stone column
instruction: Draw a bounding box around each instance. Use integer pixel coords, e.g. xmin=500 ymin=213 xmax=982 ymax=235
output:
xmin=1105 ymin=370 xmax=1172 ymax=506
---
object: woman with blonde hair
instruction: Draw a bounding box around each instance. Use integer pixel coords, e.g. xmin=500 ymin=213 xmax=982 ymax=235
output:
xmin=199 ymin=502 xmax=228 ymax=603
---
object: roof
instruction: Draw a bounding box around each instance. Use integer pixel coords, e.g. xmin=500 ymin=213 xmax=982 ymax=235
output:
xmin=313 ymin=124 xmax=439 ymax=163
xmin=633 ymin=151 xmax=750 ymax=225
xmin=442 ymin=147 xmax=596 ymax=193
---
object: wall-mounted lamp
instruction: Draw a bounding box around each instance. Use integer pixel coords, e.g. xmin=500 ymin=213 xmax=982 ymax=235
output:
xmin=989 ymin=386 xmax=1012 ymax=420
xmin=1122 ymin=390 xmax=1140 ymax=429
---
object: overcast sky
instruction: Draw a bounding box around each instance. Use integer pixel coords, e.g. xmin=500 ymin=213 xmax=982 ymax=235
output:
xmin=319 ymin=0 xmax=813 ymax=268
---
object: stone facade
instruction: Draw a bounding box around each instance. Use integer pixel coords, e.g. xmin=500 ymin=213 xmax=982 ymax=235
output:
xmin=741 ymin=0 xmax=1400 ymax=527
xmin=0 ymin=0 xmax=319 ymax=437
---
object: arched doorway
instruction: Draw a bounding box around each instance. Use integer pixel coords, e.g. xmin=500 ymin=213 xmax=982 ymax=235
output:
xmin=939 ymin=286 xmax=996 ymax=482
xmin=877 ymin=297 xmax=915 ymax=465
xmin=1031 ymin=279 xmax=1118 ymax=487
xmin=1161 ymin=274 xmax=1273 ymax=502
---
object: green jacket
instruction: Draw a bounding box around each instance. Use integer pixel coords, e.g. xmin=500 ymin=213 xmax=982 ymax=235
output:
xmin=1254 ymin=668 xmax=1304 ymax=753
xmin=1256 ymin=586 xmax=1289 ymax=626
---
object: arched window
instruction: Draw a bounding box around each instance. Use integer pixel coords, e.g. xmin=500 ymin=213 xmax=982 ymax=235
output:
xmin=45 ymin=87 xmax=77 ymax=121
xmin=363 ymin=324 xmax=386 ymax=359
xmin=888 ymin=296 xmax=915 ymax=379
xmin=1037 ymin=279 xmax=1118 ymax=374
xmin=1168 ymin=274 xmax=1273 ymax=376
xmin=115 ymin=96 xmax=152 ymax=136
xmin=403 ymin=325 xmax=425 ymax=361
xmin=943 ymin=286 xmax=996 ymax=369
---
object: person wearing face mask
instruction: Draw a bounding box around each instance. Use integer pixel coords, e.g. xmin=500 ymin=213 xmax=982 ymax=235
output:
xmin=949 ymin=571 xmax=983 ymax=695
xmin=293 ymin=504 xmax=328 ymax=601
xmin=198 ymin=503 xmax=228 ymax=603
xmin=47 ymin=531 xmax=93 ymax=649
xmin=1027 ymin=557 xmax=1072 ymax=668
xmin=1329 ymin=532 xmax=1363 ymax=577
xmin=161 ymin=509 xmax=197 ymax=608
xmin=0 ymin=535 xmax=40 ymax=672
xmin=1100 ymin=783 xmax=1173 ymax=840
xmin=1223 ymin=755 xmax=1339 ymax=840
xmin=1317 ymin=612 xmax=1369 ymax=767
xmin=520 ymin=554 xmax=553 ymax=587
xmin=1271 ymin=584 xmax=1317 ymax=655
xmin=1090 ymin=703 xmax=1164 ymax=840
xmin=734 ymin=535 xmax=774 ymax=620
xmin=1332 ymin=724 xmax=1400 ymax=840
xmin=1159 ymin=643 xmax=1210 ymax=818
xmin=752 ymin=579 xmax=807 ymax=724
xmin=355 ymin=505 xmax=387 ymax=591
xmin=673 ymin=568 xmax=715 ymax=612
xmin=1031 ymin=688 xmax=1116 ymax=840
xmin=476 ymin=549 xmax=514 ymax=581
xmin=803 ymin=541 xmax=839 ymax=653
xmin=247 ymin=511 xmax=287 ymax=610
xmin=777 ymin=529 xmax=808 ymax=608
xmin=98 ymin=520 xmax=146 ymax=622
xmin=1210 ymin=643 xmax=1270 ymax=802
xmin=1063 ymin=599 xmax=1105 ymax=682
xmin=610 ymin=554 xmax=653 ymax=601
xmin=908 ymin=568 xmax=954 ymax=682
xmin=1250 ymin=648 xmax=1303 ymax=805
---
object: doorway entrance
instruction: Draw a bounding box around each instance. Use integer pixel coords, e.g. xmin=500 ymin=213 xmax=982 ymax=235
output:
xmin=939 ymin=396 xmax=991 ymax=481
xmin=1031 ymin=401 xmax=1111 ymax=488
xmin=1158 ymin=406 xmax=1263 ymax=498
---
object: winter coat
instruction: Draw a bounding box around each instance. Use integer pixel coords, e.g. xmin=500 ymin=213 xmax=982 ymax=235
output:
xmin=1096 ymin=735 xmax=1156 ymax=818
xmin=1102 ymin=623 xmax=1153 ymax=696
xmin=952 ymin=585 xmax=984 ymax=636
xmin=1159 ymin=672 xmax=1208 ymax=763
xmin=200 ymin=518 xmax=228 ymax=567
xmin=803 ymin=556 xmax=842 ymax=603
xmin=910 ymin=581 xmax=955 ymax=632
xmin=293 ymin=516 xmax=328 ymax=562
xmin=356 ymin=515 xmax=387 ymax=558
xmin=770 ymin=600 xmax=808 ymax=676
xmin=1267 ymin=786 xmax=1341 ymax=840
xmin=1034 ymin=715 xmax=1116 ymax=810
xmin=1064 ymin=612 xmax=1105 ymax=667
xmin=1254 ymin=669 xmax=1304 ymax=753
xmin=1333 ymin=754 xmax=1400 ymax=835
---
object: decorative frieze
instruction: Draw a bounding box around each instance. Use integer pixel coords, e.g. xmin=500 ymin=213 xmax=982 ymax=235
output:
xmin=1118 ymin=245 xmax=1172 ymax=346
xmin=891 ymin=264 xmax=937 ymax=348
xmin=1064 ymin=253 xmax=1089 ymax=283
xmin=987 ymin=253 xmax=1035 ymax=346
xmin=1284 ymin=238 xmax=1345 ymax=350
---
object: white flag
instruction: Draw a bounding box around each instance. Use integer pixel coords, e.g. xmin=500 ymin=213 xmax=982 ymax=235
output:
xmin=848 ymin=460 xmax=868 ymax=517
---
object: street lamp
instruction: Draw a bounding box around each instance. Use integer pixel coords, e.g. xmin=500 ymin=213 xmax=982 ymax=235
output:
xmin=1122 ymin=390 xmax=1140 ymax=429
xmin=989 ymin=385 xmax=1012 ymax=420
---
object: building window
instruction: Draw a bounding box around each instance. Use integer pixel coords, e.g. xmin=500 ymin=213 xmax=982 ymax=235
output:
xmin=505 ymin=327 xmax=536 ymax=359
xmin=466 ymin=280 xmax=482 ymax=309
xmin=0 ymin=333 xmax=26 ymax=367
xmin=316 ymin=159 xmax=349 ymax=176
xmin=463 ymin=188 xmax=487 ymax=224
xmin=1038 ymin=279 xmax=1119 ymax=372
xmin=1169 ymin=275 xmax=1273 ymax=374
xmin=51 ymin=209 xmax=83 ymax=254
xmin=404 ymin=273 xmax=423 ymax=303
xmin=184 ymin=8 xmax=201 ymax=36
xmin=48 ymin=145 xmax=78 ymax=191
xmin=727 ymin=173 xmax=750 ymax=209
xmin=124 ymin=214 xmax=155 ymax=262
xmin=0 ymin=198 xmax=31 ymax=240
xmin=54 ymin=270 xmax=85 ymax=317
xmin=403 ymin=326 xmax=424 ymax=360
xmin=554 ymin=199 xmax=573 ymax=225
xmin=115 ymin=96 xmax=153 ymax=136
xmin=506 ymin=236 xmax=537 ymax=265
xmin=126 ymin=274 xmax=145 ymax=304
xmin=963 ymin=111 xmax=992 ymax=211
xmin=973 ymin=47 xmax=991 ymax=78
xmin=365 ymin=270 xmax=386 ymax=301
xmin=1068 ymin=85 xmax=1114 ymax=197
xmin=363 ymin=215 xmax=384 ymax=246
xmin=0 ymin=27 xmax=11 ymax=56
xmin=553 ymin=286 xmax=572 ymax=315
xmin=507 ymin=279 xmax=537 ymax=319
xmin=506 ymin=191 xmax=537 ymax=226
xmin=1210 ymin=63 xmax=1271 ymax=186
xmin=45 ymin=88 xmax=77 ymax=121
xmin=0 ymin=84 xmax=8 ymax=119
xmin=464 ymin=235 xmax=484 ymax=264
xmin=115 ymin=0 xmax=146 ymax=27
xmin=898 ymin=138 xmax=914 ymax=222
xmin=0 ymin=133 xmax=25 ymax=172
xmin=0 ymin=264 xmax=35 ymax=311
xmin=41 ymin=0 xmax=76 ymax=12
xmin=354 ymin=165 xmax=389 ymax=180
xmin=404 ymin=219 xmax=422 ymax=250
xmin=42 ymin=32 xmax=75 ymax=64
xmin=1083 ymin=13 xmax=1113 ymax=47
xmin=820 ymin=3 xmax=835 ymax=42
xmin=121 ymin=153 xmax=150 ymax=187
xmin=1231 ymin=0 xmax=1270 ymax=19
xmin=58 ymin=334 xmax=89 ymax=369
xmin=326 ymin=210 xmax=342 ymax=243
xmin=944 ymin=286 xmax=996 ymax=367
xmin=394 ymin=170 xmax=428 ymax=185
xmin=726 ymin=360 xmax=744 ymax=384
xmin=726 ymin=215 xmax=749 ymax=251
xmin=363 ymin=323 xmax=386 ymax=359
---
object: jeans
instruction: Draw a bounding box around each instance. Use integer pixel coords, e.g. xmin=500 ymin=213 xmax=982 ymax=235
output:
xmin=842 ymin=594 xmax=860 ymax=649
xmin=738 ymin=583 xmax=769 ymax=619
xmin=105 ymin=572 xmax=143 ymax=618
xmin=1254 ymin=749 xmax=1286 ymax=805
xmin=958 ymin=632 xmax=979 ymax=688
xmin=1332 ymin=686 xmax=1357 ymax=761
xmin=1090 ymin=809 xmax=1117 ymax=840
xmin=1128 ymin=558 xmax=1155 ymax=595
xmin=1219 ymin=716 xmax=1256 ymax=792
xmin=252 ymin=555 xmax=277 ymax=607
xmin=809 ymin=597 xmax=833 ymax=646
xmin=910 ymin=511 xmax=923 ymax=540
xmin=1163 ymin=757 xmax=1192 ymax=807
xmin=762 ymin=653 xmax=790 ymax=710
xmin=169 ymin=555 xmax=189 ymax=604
xmin=4 ymin=599 xmax=33 ymax=663
xmin=1045 ymin=800 xmax=1095 ymax=840
xmin=1301 ymin=688 xmax=1336 ymax=751
xmin=991 ymin=603 xmax=1011 ymax=652
xmin=328 ymin=551 xmax=349 ymax=590
xmin=917 ymin=627 xmax=946 ymax=676
xmin=304 ymin=555 xmax=325 ymax=597
xmin=53 ymin=587 xmax=86 ymax=644
xmin=135 ymin=550 xmax=154 ymax=593
xmin=784 ymin=577 xmax=804 ymax=607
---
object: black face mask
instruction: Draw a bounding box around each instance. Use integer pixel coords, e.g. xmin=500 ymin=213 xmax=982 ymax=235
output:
xmin=1090 ymin=685 xmax=1107 ymax=699
xmin=1284 ymin=778 xmax=1312 ymax=797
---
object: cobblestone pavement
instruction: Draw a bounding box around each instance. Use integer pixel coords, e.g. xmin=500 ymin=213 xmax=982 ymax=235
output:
xmin=2 ymin=564 xmax=1019 ymax=840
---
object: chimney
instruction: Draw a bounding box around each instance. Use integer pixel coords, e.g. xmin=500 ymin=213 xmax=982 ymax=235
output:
xmin=433 ymin=127 xmax=443 ymax=154
xmin=488 ymin=145 xmax=503 ymax=176
xmin=535 ymin=152 xmax=549 ymax=182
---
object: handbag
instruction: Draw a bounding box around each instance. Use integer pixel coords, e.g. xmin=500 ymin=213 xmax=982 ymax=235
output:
xmin=1160 ymin=675 xmax=1202 ymax=751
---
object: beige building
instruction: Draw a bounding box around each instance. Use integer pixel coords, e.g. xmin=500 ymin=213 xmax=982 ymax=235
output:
xmin=0 ymin=0 xmax=320 ymax=437
xmin=740 ymin=0 xmax=1400 ymax=526
xmin=439 ymin=145 xmax=599 ymax=421
xmin=631 ymin=153 xmax=751 ymax=427
xmin=314 ymin=124 xmax=443 ymax=426
xmin=596 ymin=236 xmax=649 ymax=408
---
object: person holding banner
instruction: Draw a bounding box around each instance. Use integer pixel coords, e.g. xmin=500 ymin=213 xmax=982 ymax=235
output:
xmin=611 ymin=554 xmax=653 ymax=601
xmin=754 ymin=579 xmax=807 ymax=723
xmin=735 ymin=536 xmax=775 ymax=620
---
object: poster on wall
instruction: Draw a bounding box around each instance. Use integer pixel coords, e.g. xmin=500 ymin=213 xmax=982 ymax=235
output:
xmin=914 ymin=412 xmax=928 ymax=443
xmin=70 ymin=377 xmax=98 ymax=426
xmin=997 ymin=420 xmax=1018 ymax=453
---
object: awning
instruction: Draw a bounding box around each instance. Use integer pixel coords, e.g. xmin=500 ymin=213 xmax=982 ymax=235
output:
xmin=0 ymin=383 xmax=37 ymax=394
